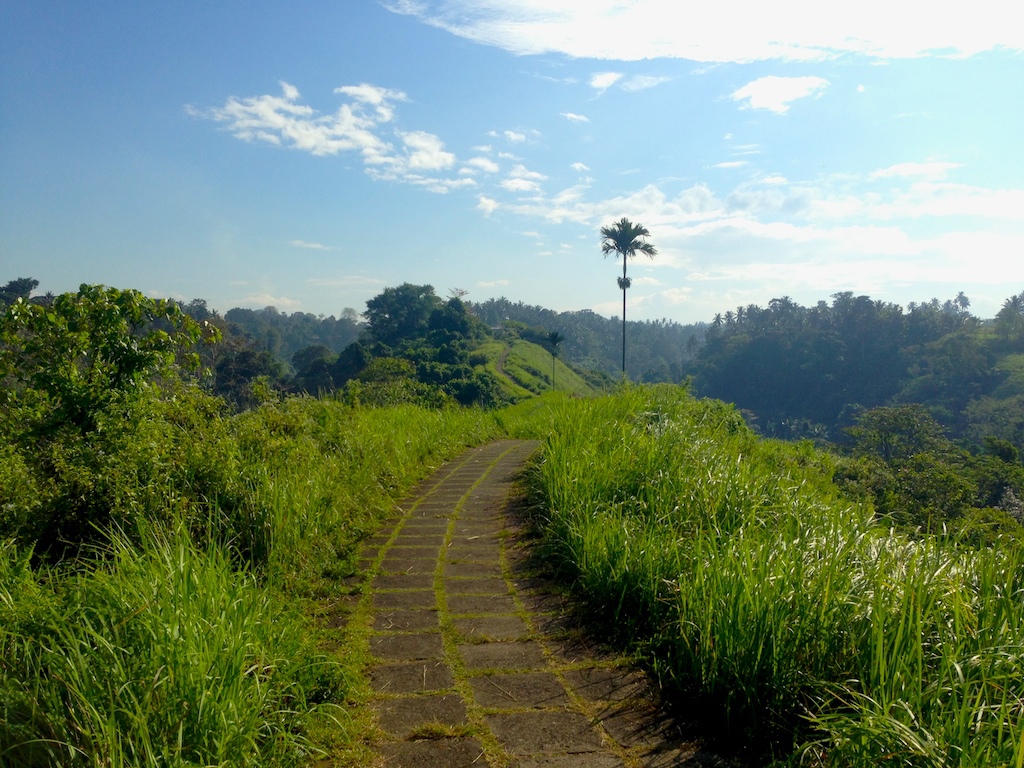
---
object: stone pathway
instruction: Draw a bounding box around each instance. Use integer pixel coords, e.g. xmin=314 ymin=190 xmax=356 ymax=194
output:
xmin=356 ymin=439 xmax=740 ymax=768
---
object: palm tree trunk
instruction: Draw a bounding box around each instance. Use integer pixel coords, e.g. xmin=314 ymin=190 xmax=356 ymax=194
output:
xmin=621 ymin=257 xmax=627 ymax=376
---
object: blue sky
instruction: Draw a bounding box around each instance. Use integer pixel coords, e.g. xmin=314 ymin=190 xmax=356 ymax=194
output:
xmin=2 ymin=1 xmax=1022 ymax=324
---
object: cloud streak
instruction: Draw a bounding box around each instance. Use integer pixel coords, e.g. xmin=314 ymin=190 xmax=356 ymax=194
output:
xmin=383 ymin=0 xmax=1024 ymax=62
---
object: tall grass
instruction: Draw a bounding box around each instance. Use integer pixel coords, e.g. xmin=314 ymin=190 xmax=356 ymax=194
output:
xmin=1 ymin=394 xmax=520 ymax=766
xmin=526 ymin=384 xmax=1024 ymax=765
xmin=1 ymin=530 xmax=339 ymax=767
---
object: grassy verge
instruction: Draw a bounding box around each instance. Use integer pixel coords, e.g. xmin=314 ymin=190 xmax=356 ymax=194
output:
xmin=0 ymin=392 xmax=540 ymax=767
xmin=524 ymin=384 xmax=1024 ymax=766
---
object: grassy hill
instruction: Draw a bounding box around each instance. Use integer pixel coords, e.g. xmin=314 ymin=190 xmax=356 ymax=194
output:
xmin=473 ymin=338 xmax=600 ymax=399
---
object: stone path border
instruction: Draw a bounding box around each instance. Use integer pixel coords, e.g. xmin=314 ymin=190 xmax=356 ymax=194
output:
xmin=356 ymin=439 xmax=740 ymax=767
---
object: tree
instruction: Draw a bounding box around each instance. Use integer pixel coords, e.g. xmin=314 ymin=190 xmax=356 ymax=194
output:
xmin=0 ymin=277 xmax=38 ymax=308
xmin=364 ymin=283 xmax=442 ymax=347
xmin=0 ymin=284 xmax=214 ymax=434
xmin=600 ymin=218 xmax=657 ymax=376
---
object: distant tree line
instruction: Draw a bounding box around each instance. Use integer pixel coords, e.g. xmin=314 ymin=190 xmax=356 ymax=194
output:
xmin=467 ymin=297 xmax=705 ymax=382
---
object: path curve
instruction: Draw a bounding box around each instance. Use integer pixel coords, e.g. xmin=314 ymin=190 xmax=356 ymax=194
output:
xmin=356 ymin=440 xmax=739 ymax=767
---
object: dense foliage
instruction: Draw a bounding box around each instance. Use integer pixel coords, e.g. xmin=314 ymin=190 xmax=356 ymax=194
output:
xmin=468 ymin=296 xmax=705 ymax=381
xmin=687 ymin=291 xmax=1020 ymax=445
xmin=0 ymin=283 xmax=519 ymax=766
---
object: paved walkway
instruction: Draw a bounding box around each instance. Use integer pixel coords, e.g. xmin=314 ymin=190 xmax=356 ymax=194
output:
xmin=356 ymin=440 xmax=737 ymax=768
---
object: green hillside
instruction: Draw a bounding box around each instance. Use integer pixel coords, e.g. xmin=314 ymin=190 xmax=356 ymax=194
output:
xmin=473 ymin=338 xmax=600 ymax=398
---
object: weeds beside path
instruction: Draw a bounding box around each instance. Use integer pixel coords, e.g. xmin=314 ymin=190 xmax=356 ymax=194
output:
xmin=337 ymin=439 xmax=742 ymax=768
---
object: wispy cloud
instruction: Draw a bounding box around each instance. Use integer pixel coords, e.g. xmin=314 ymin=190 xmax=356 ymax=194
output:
xmin=561 ymin=112 xmax=589 ymax=123
xmin=192 ymin=81 xmax=466 ymax=192
xmin=237 ymin=293 xmax=302 ymax=310
xmin=870 ymin=162 xmax=963 ymax=180
xmin=731 ymin=76 xmax=829 ymax=113
xmin=291 ymin=240 xmax=335 ymax=250
xmin=571 ymin=162 xmax=590 ymax=172
xmin=621 ymin=75 xmax=671 ymax=91
xmin=384 ymin=0 xmax=1023 ymax=62
xmin=476 ymin=279 xmax=510 ymax=288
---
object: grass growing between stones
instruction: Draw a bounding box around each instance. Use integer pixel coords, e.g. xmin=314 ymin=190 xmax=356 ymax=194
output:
xmin=525 ymin=384 xmax=1024 ymax=766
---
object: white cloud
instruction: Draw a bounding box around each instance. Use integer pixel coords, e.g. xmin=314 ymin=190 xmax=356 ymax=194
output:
xmin=400 ymin=130 xmax=455 ymax=170
xmin=476 ymin=279 xmax=511 ymax=288
xmin=501 ymin=178 xmax=542 ymax=193
xmin=500 ymin=164 xmax=547 ymax=194
xmin=290 ymin=240 xmax=334 ymax=250
xmin=384 ymin=0 xmax=1024 ymax=62
xmin=571 ymin=162 xmax=590 ymax=172
xmin=621 ymin=75 xmax=671 ymax=91
xmin=504 ymin=130 xmax=526 ymax=142
xmin=477 ymin=195 xmax=499 ymax=214
xmin=561 ymin=112 xmax=589 ymax=122
xmin=198 ymin=81 xmax=475 ymax=193
xmin=589 ymin=72 xmax=623 ymax=91
xmin=509 ymin=164 xmax=546 ymax=181
xmin=731 ymin=76 xmax=829 ymax=113
xmin=237 ymin=293 xmax=302 ymax=310
xmin=714 ymin=161 xmax=747 ymax=169
xmin=870 ymin=162 xmax=963 ymax=180
xmin=464 ymin=156 xmax=501 ymax=173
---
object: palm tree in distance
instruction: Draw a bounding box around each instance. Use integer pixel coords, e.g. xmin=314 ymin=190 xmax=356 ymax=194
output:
xmin=600 ymin=217 xmax=657 ymax=376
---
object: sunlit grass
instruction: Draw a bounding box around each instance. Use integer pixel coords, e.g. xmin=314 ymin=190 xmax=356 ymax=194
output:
xmin=525 ymin=384 xmax=1024 ymax=765
xmin=0 ymin=395 xmax=524 ymax=766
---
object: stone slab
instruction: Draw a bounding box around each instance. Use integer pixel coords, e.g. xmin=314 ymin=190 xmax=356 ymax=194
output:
xmin=445 ymin=577 xmax=509 ymax=594
xmin=562 ymin=667 xmax=651 ymax=703
xmin=487 ymin=710 xmax=603 ymax=754
xmin=459 ymin=641 xmax=547 ymax=671
xmin=371 ymin=633 xmax=444 ymax=661
xmin=376 ymin=737 xmax=487 ymax=767
xmin=447 ymin=594 xmax=517 ymax=615
xmin=445 ymin=562 xmax=504 ymax=578
xmin=596 ymin=704 xmax=676 ymax=749
xmin=514 ymin=755 xmax=625 ymax=768
xmin=374 ymin=573 xmax=435 ymax=590
xmin=373 ymin=693 xmax=467 ymax=736
xmin=370 ymin=661 xmax=454 ymax=694
xmin=445 ymin=544 xmax=502 ymax=561
xmin=374 ymin=609 xmax=440 ymax=632
xmin=380 ymin=556 xmax=437 ymax=575
xmin=374 ymin=590 xmax=437 ymax=610
xmin=453 ymin=615 xmax=530 ymax=641
xmin=468 ymin=672 xmax=569 ymax=709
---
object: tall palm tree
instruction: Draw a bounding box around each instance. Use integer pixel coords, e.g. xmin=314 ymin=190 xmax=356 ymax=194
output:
xmin=600 ymin=217 xmax=657 ymax=376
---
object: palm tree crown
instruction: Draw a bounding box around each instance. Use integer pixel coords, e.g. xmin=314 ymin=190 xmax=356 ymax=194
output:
xmin=600 ymin=217 xmax=656 ymax=376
